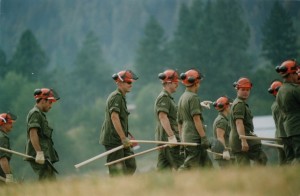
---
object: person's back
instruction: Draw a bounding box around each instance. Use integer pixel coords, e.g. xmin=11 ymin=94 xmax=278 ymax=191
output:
xmin=177 ymin=69 xmax=211 ymax=170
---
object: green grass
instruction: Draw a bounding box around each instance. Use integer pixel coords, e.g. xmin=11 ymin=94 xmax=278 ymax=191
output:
xmin=1 ymin=166 xmax=300 ymax=196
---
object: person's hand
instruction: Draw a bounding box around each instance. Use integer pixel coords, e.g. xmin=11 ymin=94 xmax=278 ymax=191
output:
xmin=200 ymin=101 xmax=212 ymax=109
xmin=201 ymin=136 xmax=210 ymax=149
xmin=167 ymin=135 xmax=178 ymax=147
xmin=5 ymin=174 xmax=15 ymax=184
xmin=122 ymin=138 xmax=132 ymax=148
xmin=241 ymin=140 xmax=249 ymax=152
xmin=222 ymin=150 xmax=231 ymax=160
xmin=35 ymin=151 xmax=45 ymax=164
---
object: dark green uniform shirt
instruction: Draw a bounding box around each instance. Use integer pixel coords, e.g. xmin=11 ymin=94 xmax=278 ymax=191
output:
xmin=177 ymin=89 xmax=205 ymax=143
xmin=0 ymin=130 xmax=11 ymax=161
xmin=271 ymin=101 xmax=286 ymax=138
xmin=276 ymin=82 xmax=300 ymax=137
xmin=100 ymin=89 xmax=130 ymax=146
xmin=229 ymin=97 xmax=260 ymax=153
xmin=213 ymin=113 xmax=230 ymax=147
xmin=25 ymin=106 xmax=59 ymax=162
xmin=154 ymin=89 xmax=179 ymax=141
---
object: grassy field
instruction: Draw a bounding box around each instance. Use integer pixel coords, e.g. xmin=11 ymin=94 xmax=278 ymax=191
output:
xmin=1 ymin=165 xmax=299 ymax=196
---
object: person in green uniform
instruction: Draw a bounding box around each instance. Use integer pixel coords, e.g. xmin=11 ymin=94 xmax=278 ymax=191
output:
xmin=275 ymin=60 xmax=300 ymax=164
xmin=154 ymin=69 xmax=183 ymax=171
xmin=0 ymin=112 xmax=17 ymax=184
xmin=229 ymin=77 xmax=267 ymax=166
xmin=212 ymin=96 xmax=232 ymax=168
xmin=268 ymin=80 xmax=287 ymax=165
xmin=100 ymin=70 xmax=138 ymax=176
xmin=25 ymin=88 xmax=60 ymax=181
xmin=177 ymin=69 xmax=211 ymax=170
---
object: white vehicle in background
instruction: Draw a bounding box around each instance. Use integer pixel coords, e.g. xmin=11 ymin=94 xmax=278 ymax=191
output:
xmin=253 ymin=115 xmax=276 ymax=138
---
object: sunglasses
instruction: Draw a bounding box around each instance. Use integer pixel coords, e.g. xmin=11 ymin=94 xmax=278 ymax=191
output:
xmin=125 ymin=81 xmax=132 ymax=85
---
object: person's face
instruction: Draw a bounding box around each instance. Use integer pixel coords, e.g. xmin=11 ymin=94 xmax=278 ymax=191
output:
xmin=297 ymin=73 xmax=300 ymax=84
xmin=195 ymin=81 xmax=201 ymax=90
xmin=291 ymin=72 xmax=300 ymax=84
xmin=166 ymin=81 xmax=179 ymax=93
xmin=119 ymin=81 xmax=133 ymax=94
xmin=237 ymin=87 xmax=251 ymax=100
xmin=2 ymin=122 xmax=13 ymax=133
xmin=41 ymin=99 xmax=54 ymax=112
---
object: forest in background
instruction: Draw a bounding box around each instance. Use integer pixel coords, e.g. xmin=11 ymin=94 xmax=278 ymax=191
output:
xmin=0 ymin=0 xmax=299 ymax=180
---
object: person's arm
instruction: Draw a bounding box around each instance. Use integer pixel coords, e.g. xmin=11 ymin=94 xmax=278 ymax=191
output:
xmin=29 ymin=128 xmax=45 ymax=164
xmin=193 ymin=115 xmax=206 ymax=137
xmin=216 ymin=127 xmax=226 ymax=147
xmin=0 ymin=157 xmax=14 ymax=183
xmin=193 ymin=115 xmax=210 ymax=148
xmin=235 ymin=119 xmax=249 ymax=152
xmin=178 ymin=123 xmax=182 ymax=141
xmin=216 ymin=127 xmax=231 ymax=160
xmin=0 ymin=157 xmax=11 ymax=174
xmin=159 ymin=112 xmax=177 ymax=145
xmin=158 ymin=112 xmax=174 ymax=137
xmin=29 ymin=128 xmax=42 ymax=152
xmin=111 ymin=111 xmax=126 ymax=140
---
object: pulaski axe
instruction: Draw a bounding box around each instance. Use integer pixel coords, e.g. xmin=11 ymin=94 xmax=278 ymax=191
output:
xmin=0 ymin=147 xmax=58 ymax=174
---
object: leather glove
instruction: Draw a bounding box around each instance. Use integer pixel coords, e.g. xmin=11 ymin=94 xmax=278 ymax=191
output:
xmin=122 ymin=137 xmax=132 ymax=148
xmin=35 ymin=151 xmax=45 ymax=164
xmin=200 ymin=136 xmax=210 ymax=149
xmin=5 ymin=174 xmax=14 ymax=184
xmin=222 ymin=150 xmax=231 ymax=160
xmin=167 ymin=135 xmax=178 ymax=147
xmin=200 ymin=101 xmax=212 ymax=109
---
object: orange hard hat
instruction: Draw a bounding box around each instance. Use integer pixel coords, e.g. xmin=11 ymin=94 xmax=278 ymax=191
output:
xmin=268 ymin=80 xmax=282 ymax=96
xmin=233 ymin=77 xmax=252 ymax=89
xmin=276 ymin=60 xmax=298 ymax=77
xmin=0 ymin=112 xmax=17 ymax=126
xmin=158 ymin=69 xmax=179 ymax=83
xmin=34 ymin=88 xmax=60 ymax=102
xmin=180 ymin=69 xmax=203 ymax=86
xmin=213 ymin=96 xmax=230 ymax=111
xmin=112 ymin=70 xmax=138 ymax=83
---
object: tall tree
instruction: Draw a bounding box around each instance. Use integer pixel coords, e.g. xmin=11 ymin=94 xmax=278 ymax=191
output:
xmin=261 ymin=1 xmax=299 ymax=65
xmin=134 ymin=16 xmax=169 ymax=87
xmin=170 ymin=2 xmax=204 ymax=70
xmin=69 ymin=31 xmax=112 ymax=106
xmin=171 ymin=0 xmax=252 ymax=97
xmin=8 ymin=29 xmax=49 ymax=81
xmin=207 ymin=0 xmax=251 ymax=76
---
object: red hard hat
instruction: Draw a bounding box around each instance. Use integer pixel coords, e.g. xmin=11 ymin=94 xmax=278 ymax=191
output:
xmin=34 ymin=88 xmax=60 ymax=102
xmin=268 ymin=80 xmax=282 ymax=96
xmin=158 ymin=69 xmax=179 ymax=83
xmin=213 ymin=96 xmax=230 ymax=111
xmin=112 ymin=70 xmax=138 ymax=83
xmin=0 ymin=112 xmax=17 ymax=126
xmin=276 ymin=60 xmax=298 ymax=77
xmin=180 ymin=69 xmax=203 ymax=86
xmin=233 ymin=77 xmax=252 ymax=89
